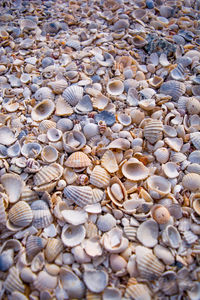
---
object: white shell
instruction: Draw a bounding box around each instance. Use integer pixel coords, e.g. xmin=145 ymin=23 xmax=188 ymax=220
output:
xmin=182 ymin=173 xmax=200 ymax=191
xmin=60 ymin=267 xmax=85 ymax=299
xmin=62 ymin=85 xmax=83 ymax=106
xmin=31 ymin=99 xmax=55 ymax=121
xmin=21 ymin=142 xmax=42 ymax=158
xmin=0 ymin=126 xmax=16 ymax=145
xmin=190 ymin=132 xmax=200 ymax=150
xmin=137 ymin=219 xmax=159 ymax=248
xmin=33 ymin=270 xmax=57 ymax=291
xmin=125 ymin=283 xmax=152 ymax=300
xmin=61 ymin=224 xmax=86 ymax=247
xmin=90 ymin=165 xmax=110 ymax=188
xmin=144 ymin=119 xmax=163 ymax=144
xmin=122 ymin=158 xmax=149 ymax=181
xmin=41 ymin=145 xmax=58 ymax=163
xmin=47 ymin=128 xmax=62 ymax=142
xmin=107 ymin=80 xmax=124 ymax=96
xmin=8 ymin=201 xmax=33 ymax=228
xmin=31 ymin=200 xmax=53 ymax=229
xmin=35 ymin=87 xmax=54 ymax=100
xmin=61 ymin=207 xmax=88 ymax=225
xmin=153 ymin=244 xmax=175 ymax=265
xmin=101 ymin=150 xmax=119 ymax=173
xmin=34 ymin=163 xmax=63 ymax=186
xmin=64 ymin=185 xmax=93 ymax=207
xmin=55 ymin=96 xmax=73 ymax=116
xmin=101 ymin=227 xmax=129 ymax=253
xmin=83 ymin=270 xmax=108 ymax=293
xmin=154 ymin=147 xmax=169 ymax=163
xmin=1 ymin=173 xmax=24 ymax=203
xmin=162 ymin=162 xmax=179 ymax=178
xmin=4 ymin=267 xmax=25 ymax=293
xmin=146 ymin=175 xmax=171 ymax=199
xmin=162 ymin=225 xmax=181 ymax=249
xmin=63 ymin=131 xmax=86 ymax=153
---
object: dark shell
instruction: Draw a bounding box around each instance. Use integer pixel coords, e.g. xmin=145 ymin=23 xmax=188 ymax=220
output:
xmin=95 ymin=111 xmax=116 ymax=126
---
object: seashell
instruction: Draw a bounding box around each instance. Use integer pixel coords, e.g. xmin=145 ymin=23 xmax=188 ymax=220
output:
xmin=107 ymin=177 xmax=127 ymax=207
xmin=60 ymin=267 xmax=85 ymax=299
xmin=35 ymin=87 xmax=54 ymax=101
xmin=31 ymin=200 xmax=53 ymax=229
xmin=189 ymin=151 xmax=200 ymax=164
xmin=4 ymin=266 xmax=25 ymax=293
xmin=103 ymin=287 xmax=121 ymax=300
xmin=92 ymin=188 xmax=105 ymax=203
xmin=154 ymin=147 xmax=169 ymax=163
xmin=63 ymin=131 xmax=86 ymax=153
xmin=153 ymin=244 xmax=175 ymax=265
xmin=21 ymin=142 xmax=42 ymax=158
xmin=148 ymin=75 xmax=163 ymax=88
xmin=26 ymin=235 xmax=47 ymax=260
xmin=77 ymin=174 xmax=89 ymax=186
xmin=31 ymin=252 xmax=45 ymax=273
xmin=0 ymin=144 xmax=7 ymax=158
xmin=83 ymin=123 xmax=99 ymax=140
xmin=0 ymin=126 xmax=16 ymax=146
xmin=65 ymin=151 xmax=91 ymax=168
xmin=144 ymin=119 xmax=163 ymax=144
xmin=8 ymin=201 xmax=33 ymax=228
xmin=137 ymin=219 xmax=159 ymax=248
xmin=47 ymin=128 xmax=62 ymax=142
xmin=122 ymin=158 xmax=149 ymax=181
xmin=38 ymin=120 xmax=56 ymax=133
xmin=163 ymin=125 xmax=177 ymax=137
xmin=117 ymin=113 xmax=131 ymax=126
xmin=183 ymin=230 xmax=198 ymax=244
xmin=0 ymin=193 xmax=7 ymax=225
xmin=1 ymin=173 xmax=24 ymax=203
xmin=41 ymin=145 xmax=58 ymax=163
xmin=64 ymin=185 xmax=93 ymax=207
xmin=57 ymin=118 xmax=73 ymax=132
xmin=48 ymin=80 xmax=68 ymax=94
xmin=55 ymin=96 xmax=73 ymax=116
xmin=61 ymin=206 xmax=88 ymax=226
xmin=92 ymin=94 xmax=109 ymax=110
xmin=132 ymin=35 xmax=147 ymax=48
xmin=95 ymin=52 xmax=114 ymax=67
xmin=164 ymin=137 xmax=183 ymax=152
xmin=84 ymin=270 xmax=108 ymax=293
xmin=139 ymin=99 xmax=155 ymax=111
xmin=75 ymin=95 xmax=93 ymax=114
xmin=170 ymin=63 xmax=185 ymax=81
xmin=106 ymin=79 xmax=124 ymax=96
xmin=61 ymin=224 xmax=86 ymax=247
xmin=33 ymin=270 xmax=57 ymax=291
xmin=127 ymin=87 xmax=139 ymax=106
xmin=108 ymin=138 xmax=130 ymax=150
xmin=177 ymin=96 xmax=188 ymax=112
xmin=63 ymin=167 xmax=77 ymax=185
xmin=182 ymin=173 xmax=200 ymax=192
xmin=159 ymin=53 xmax=170 ymax=67
xmin=101 ymin=150 xmax=119 ymax=173
xmin=162 ymin=225 xmax=181 ymax=249
xmin=19 ymin=18 xmax=37 ymax=31
xmin=95 ymin=111 xmax=116 ymax=127
xmin=45 ymin=238 xmax=64 ymax=262
xmin=125 ymin=283 xmax=152 ymax=300
xmin=7 ymin=141 xmax=21 ymax=158
xmin=187 ymin=98 xmax=200 ymax=115
xmin=65 ymin=39 xmax=80 ymax=50
xmin=10 ymin=291 xmax=29 ymax=300
xmin=34 ymin=163 xmax=63 ymax=186
xmin=190 ymin=132 xmax=200 ymax=150
xmin=187 ymin=282 xmax=200 ymax=300
xmin=97 ymin=213 xmax=116 ymax=232
xmin=151 ymin=205 xmax=171 ymax=224
xmin=101 ymin=227 xmax=129 ymax=253
xmin=160 ymin=80 xmax=186 ymax=101
xmin=146 ymin=175 xmax=171 ymax=199
xmin=113 ymin=19 xmax=129 ymax=31
xmin=31 ymin=99 xmax=55 ymax=121
xmin=0 ymin=249 xmax=14 ymax=272
xmin=90 ymin=165 xmax=110 ymax=188
xmin=135 ymin=246 xmax=165 ymax=280
xmin=162 ymin=162 xmax=179 ymax=178
xmin=62 ymin=85 xmax=83 ymax=106
xmin=159 ymin=271 xmax=178 ymax=296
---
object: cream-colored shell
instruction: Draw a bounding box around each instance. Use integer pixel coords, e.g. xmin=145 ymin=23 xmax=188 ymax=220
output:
xmin=101 ymin=150 xmax=119 ymax=173
xmin=1 ymin=173 xmax=24 ymax=203
xmin=33 ymin=270 xmax=57 ymax=291
xmin=146 ymin=175 xmax=171 ymax=199
xmin=101 ymin=227 xmax=128 ymax=253
xmin=63 ymin=131 xmax=86 ymax=153
xmin=60 ymin=267 xmax=85 ymax=299
xmin=41 ymin=145 xmax=58 ymax=163
xmin=84 ymin=270 xmax=108 ymax=293
xmin=182 ymin=173 xmax=200 ymax=191
xmin=48 ymin=79 xmax=68 ymax=94
xmin=55 ymin=96 xmax=73 ymax=116
xmin=162 ymin=225 xmax=181 ymax=249
xmin=90 ymin=165 xmax=110 ymax=188
xmin=65 ymin=151 xmax=91 ymax=168
xmin=137 ymin=219 xmax=159 ymax=248
xmin=8 ymin=201 xmax=33 ymax=228
xmin=4 ymin=267 xmax=25 ymax=293
xmin=31 ymin=99 xmax=55 ymax=121
xmin=0 ymin=126 xmax=16 ymax=145
xmin=190 ymin=132 xmax=200 ymax=150
xmin=107 ymin=80 xmax=124 ymax=96
xmin=62 ymin=85 xmax=83 ymax=106
xmin=154 ymin=148 xmax=169 ymax=163
xmin=34 ymin=163 xmax=63 ymax=186
xmin=162 ymin=162 xmax=179 ymax=178
xmin=125 ymin=283 xmax=152 ymax=300
xmin=64 ymin=185 xmax=93 ymax=207
xmin=122 ymin=158 xmax=149 ymax=181
xmin=61 ymin=224 xmax=86 ymax=247
xmin=45 ymin=238 xmax=63 ymax=262
xmin=107 ymin=176 xmax=127 ymax=207
xmin=144 ymin=119 xmax=163 ymax=144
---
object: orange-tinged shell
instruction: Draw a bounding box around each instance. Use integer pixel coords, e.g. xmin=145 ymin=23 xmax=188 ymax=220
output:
xmin=107 ymin=176 xmax=127 ymax=207
xmin=65 ymin=151 xmax=91 ymax=168
xmin=34 ymin=163 xmax=63 ymax=186
xmin=90 ymin=165 xmax=110 ymax=188
xmin=151 ymin=205 xmax=171 ymax=224
xmin=8 ymin=201 xmax=33 ymax=227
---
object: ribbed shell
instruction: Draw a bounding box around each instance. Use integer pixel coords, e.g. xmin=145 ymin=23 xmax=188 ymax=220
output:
xmin=65 ymin=151 xmax=91 ymax=168
xmin=34 ymin=163 xmax=63 ymax=186
xmin=0 ymin=194 xmax=7 ymax=225
xmin=101 ymin=150 xmax=119 ymax=173
xmin=8 ymin=201 xmax=33 ymax=227
xmin=182 ymin=173 xmax=200 ymax=191
xmin=64 ymin=185 xmax=93 ymax=207
xmin=38 ymin=120 xmax=56 ymax=133
xmin=26 ymin=235 xmax=47 ymax=260
xmin=125 ymin=284 xmax=152 ymax=300
xmin=190 ymin=132 xmax=200 ymax=150
xmin=45 ymin=238 xmax=63 ymax=262
xmin=55 ymin=96 xmax=73 ymax=116
xmin=90 ymin=166 xmax=110 ymax=188
xmin=62 ymin=85 xmax=83 ymax=106
xmin=4 ymin=267 xmax=25 ymax=293
xmin=31 ymin=200 xmax=53 ymax=229
xmin=124 ymin=226 xmax=137 ymax=241
xmin=160 ymin=80 xmax=186 ymax=101
xmin=144 ymin=119 xmax=163 ymax=144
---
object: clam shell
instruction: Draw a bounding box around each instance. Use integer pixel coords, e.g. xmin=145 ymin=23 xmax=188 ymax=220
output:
xmin=146 ymin=175 xmax=171 ymax=199
xmin=33 ymin=270 xmax=57 ymax=291
xmin=95 ymin=111 xmax=116 ymax=127
xmin=135 ymin=246 xmax=165 ymax=280
xmin=159 ymin=271 xmax=178 ymax=296
xmin=62 ymin=85 xmax=83 ymax=106
xmin=21 ymin=142 xmax=42 ymax=158
xmin=34 ymin=163 xmax=63 ymax=186
xmin=122 ymin=158 xmax=149 ymax=181
xmin=107 ymin=80 xmax=124 ymax=96
xmin=60 ymin=267 xmax=85 ymax=299
xmin=90 ymin=165 xmax=110 ymax=188
xmin=108 ymin=138 xmax=130 ymax=150
xmin=48 ymin=79 xmax=68 ymax=94
xmin=125 ymin=283 xmax=152 ymax=300
xmin=45 ymin=238 xmax=64 ymax=262
xmin=187 ymin=98 xmax=200 ymax=115
xmin=47 ymin=128 xmax=62 ymax=142
xmin=189 ymin=150 xmax=200 ymax=164
xmin=92 ymin=94 xmax=109 ymax=110
xmin=154 ymin=147 xmax=169 ymax=163
xmin=160 ymin=80 xmax=186 ymax=101
xmin=8 ymin=201 xmax=33 ymax=228
xmin=7 ymin=141 xmax=21 ymax=158
xmin=31 ymin=99 xmax=55 ymax=121
xmin=64 ymin=185 xmax=93 ymax=207
xmin=0 ymin=193 xmax=7 ymax=225
xmin=117 ymin=113 xmax=131 ymax=126
xmin=182 ymin=173 xmax=200 ymax=191
xmin=63 ymin=131 xmax=86 ymax=153
xmin=144 ymin=119 xmax=163 ymax=144
xmin=38 ymin=120 xmax=56 ymax=133
xmin=31 ymin=200 xmax=53 ymax=229
xmin=34 ymin=87 xmax=54 ymax=101
xmin=0 ymin=249 xmax=14 ymax=272
xmin=65 ymin=151 xmax=91 ymax=168
xmin=101 ymin=150 xmax=119 ymax=173
xmin=61 ymin=224 xmax=86 ymax=247
xmin=0 ymin=126 xmax=16 ymax=145
xmin=75 ymin=95 xmax=93 ymax=114
xmin=137 ymin=219 xmax=159 ymax=248
xmin=151 ymin=205 xmax=171 ymax=224
xmin=153 ymin=244 xmax=175 ymax=265
xmin=101 ymin=227 xmax=129 ymax=253
xmin=107 ymin=176 xmax=127 ymax=207
xmin=162 ymin=225 xmax=181 ymax=249
xmin=61 ymin=207 xmax=88 ymax=225
xmin=55 ymin=96 xmax=73 ymax=116
xmin=41 ymin=145 xmax=58 ymax=163
xmin=190 ymin=132 xmax=200 ymax=149
xmin=26 ymin=235 xmax=47 ymax=260
xmin=132 ymin=35 xmax=147 ymax=48
xmin=4 ymin=267 xmax=25 ymax=293
xmin=1 ymin=173 xmax=24 ymax=203
xmin=63 ymin=167 xmax=78 ymax=184
xmin=162 ymin=162 xmax=179 ymax=178
xmin=83 ymin=270 xmax=108 ymax=293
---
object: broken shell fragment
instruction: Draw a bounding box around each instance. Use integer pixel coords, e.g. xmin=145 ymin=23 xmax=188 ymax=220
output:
xmin=60 ymin=267 xmax=85 ymax=299
xmin=146 ymin=175 xmax=171 ymax=199
xmin=101 ymin=150 xmax=119 ymax=173
xmin=61 ymin=224 xmax=86 ymax=247
xmin=64 ymin=185 xmax=93 ymax=207
xmin=63 ymin=131 xmax=86 ymax=153
xmin=83 ymin=270 xmax=108 ymax=293
xmin=162 ymin=225 xmax=181 ymax=249
xmin=107 ymin=177 xmax=127 ymax=207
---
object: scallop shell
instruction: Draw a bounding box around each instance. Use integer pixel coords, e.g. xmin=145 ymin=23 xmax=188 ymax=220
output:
xmin=135 ymin=246 xmax=165 ymax=280
xmin=62 ymin=85 xmax=83 ymax=106
xmin=151 ymin=205 xmax=171 ymax=224
xmin=162 ymin=225 xmax=181 ymax=249
xmin=64 ymin=185 xmax=93 ymax=207
xmin=61 ymin=224 xmax=86 ymax=247
xmin=187 ymin=98 xmax=200 ymax=115
xmin=31 ymin=200 xmax=53 ymax=229
xmin=170 ymin=63 xmax=185 ymax=81
xmin=0 ymin=126 xmax=16 ymax=145
xmin=137 ymin=219 xmax=159 ymax=248
xmin=26 ymin=235 xmax=47 ymax=260
xmin=144 ymin=119 xmax=163 ymax=144
xmin=60 ymin=267 xmax=85 ymax=299
xmin=190 ymin=132 xmax=200 ymax=150
xmin=65 ymin=151 xmax=91 ymax=168
xmin=33 ymin=270 xmax=57 ymax=291
xmin=31 ymin=99 xmax=55 ymax=121
xmin=35 ymin=87 xmax=54 ymax=101
xmin=182 ymin=173 xmax=200 ymax=192
xmin=41 ymin=145 xmax=58 ymax=163
xmin=92 ymin=94 xmax=109 ymax=110
xmin=4 ymin=267 xmax=25 ymax=293
xmin=90 ymin=165 xmax=110 ymax=188
xmin=63 ymin=131 xmax=86 ymax=153
xmin=146 ymin=175 xmax=171 ymax=199
xmin=159 ymin=80 xmax=186 ymax=101
xmin=1 ymin=173 xmax=24 ymax=203
xmin=21 ymin=142 xmax=42 ymax=158
xmin=125 ymin=283 xmax=152 ymax=300
xmin=122 ymin=158 xmax=149 ymax=181
xmin=34 ymin=163 xmax=63 ymax=186
xmin=84 ymin=270 xmax=108 ymax=293
xmin=55 ymin=96 xmax=73 ymax=116
xmin=48 ymin=80 xmax=68 ymax=94
xmin=38 ymin=120 xmax=56 ymax=133
xmin=8 ymin=201 xmax=33 ymax=228
xmin=106 ymin=80 xmax=124 ymax=96
xmin=101 ymin=150 xmax=119 ymax=173
xmin=45 ymin=238 xmax=64 ymax=262
xmin=107 ymin=176 xmax=127 ymax=207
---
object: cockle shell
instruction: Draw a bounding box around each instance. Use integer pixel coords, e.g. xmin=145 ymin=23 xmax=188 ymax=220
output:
xmin=107 ymin=176 xmax=127 ymax=207
xmin=55 ymin=96 xmax=73 ymax=116
xmin=144 ymin=119 xmax=163 ymax=144
xmin=0 ymin=249 xmax=14 ymax=272
xmin=34 ymin=87 xmax=54 ymax=101
xmin=45 ymin=238 xmax=63 ymax=262
xmin=61 ymin=224 xmax=86 ymax=247
xmin=154 ymin=147 xmax=169 ymax=163
xmin=31 ymin=99 xmax=55 ymax=121
xmin=64 ymin=185 xmax=93 ymax=207
xmin=189 ymin=151 xmax=200 ymax=164
xmin=48 ymin=80 xmax=68 ymax=94
xmin=47 ymin=128 xmax=62 ymax=142
xmin=75 ymin=95 xmax=93 ymax=114
xmin=151 ymin=205 xmax=171 ymax=224
xmin=92 ymin=94 xmax=109 ymax=110
xmin=60 ymin=267 xmax=85 ymax=299
xmin=34 ymin=163 xmax=63 ymax=186
xmin=124 ymin=226 xmax=137 ymax=241
xmin=0 ymin=126 xmax=16 ymax=145
xmin=26 ymin=235 xmax=47 ymax=260
xmin=187 ymin=98 xmax=200 ymax=115
xmin=4 ymin=267 xmax=25 ymax=293
xmin=31 ymin=200 xmax=53 ymax=229
xmin=21 ymin=142 xmax=42 ymax=158
xmin=83 ymin=270 xmax=108 ymax=293
xmin=41 ymin=145 xmax=58 ymax=163
xmin=90 ymin=165 xmax=110 ymax=188
xmin=122 ymin=158 xmax=149 ymax=181
xmin=101 ymin=227 xmax=129 ymax=253
xmin=63 ymin=131 xmax=86 ymax=153
xmin=107 ymin=80 xmax=124 ymax=96
xmin=170 ymin=63 xmax=185 ymax=81
xmin=101 ymin=150 xmax=119 ymax=173
xmin=125 ymin=283 xmax=152 ymax=300
xmin=137 ymin=219 xmax=159 ymax=248
xmin=182 ymin=173 xmax=200 ymax=191
xmin=1 ymin=173 xmax=24 ymax=203
xmin=162 ymin=225 xmax=181 ymax=249
xmin=61 ymin=207 xmax=88 ymax=225
xmin=62 ymin=85 xmax=83 ymax=106
xmin=135 ymin=246 xmax=165 ymax=280
xmin=38 ymin=120 xmax=56 ymax=133
xmin=33 ymin=270 xmax=57 ymax=291
xmin=190 ymin=132 xmax=200 ymax=150
xmin=103 ymin=287 xmax=121 ymax=300
xmin=146 ymin=175 xmax=171 ymax=199
xmin=65 ymin=151 xmax=91 ymax=168
xmin=8 ymin=201 xmax=33 ymax=228
xmin=160 ymin=80 xmax=185 ymax=101
xmin=162 ymin=162 xmax=179 ymax=178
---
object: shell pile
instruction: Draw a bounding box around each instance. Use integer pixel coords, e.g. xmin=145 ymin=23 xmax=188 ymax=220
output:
xmin=0 ymin=0 xmax=200 ymax=299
